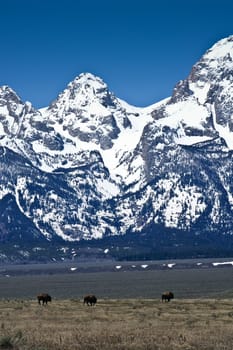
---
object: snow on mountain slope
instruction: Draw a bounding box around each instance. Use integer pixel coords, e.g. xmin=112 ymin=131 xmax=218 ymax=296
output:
xmin=38 ymin=73 xmax=158 ymax=181
xmin=115 ymin=35 xmax=233 ymax=232
xmin=150 ymin=35 xmax=233 ymax=149
xmin=1 ymin=35 xmax=233 ymax=251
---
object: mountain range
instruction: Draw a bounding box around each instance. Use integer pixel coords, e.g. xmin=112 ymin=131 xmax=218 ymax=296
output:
xmin=1 ymin=35 xmax=233 ymax=262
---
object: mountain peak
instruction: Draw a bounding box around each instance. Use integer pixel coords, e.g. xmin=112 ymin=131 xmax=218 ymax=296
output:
xmin=206 ymin=35 xmax=233 ymax=60
xmin=0 ymin=85 xmax=22 ymax=104
xmin=186 ymin=35 xmax=233 ymax=87
xmin=48 ymin=71 xmax=116 ymax=116
xmin=67 ymin=72 xmax=107 ymax=94
xmin=64 ymin=73 xmax=108 ymax=100
xmin=74 ymin=72 xmax=105 ymax=83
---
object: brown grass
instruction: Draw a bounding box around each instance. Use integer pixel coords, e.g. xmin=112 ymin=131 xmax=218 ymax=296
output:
xmin=1 ymin=298 xmax=233 ymax=349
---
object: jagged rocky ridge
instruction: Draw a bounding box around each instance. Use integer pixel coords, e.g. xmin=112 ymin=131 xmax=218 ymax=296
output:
xmin=1 ymin=36 xmax=233 ymax=261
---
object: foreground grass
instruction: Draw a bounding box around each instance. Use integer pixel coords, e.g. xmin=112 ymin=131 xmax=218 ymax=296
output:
xmin=1 ymin=298 xmax=233 ymax=349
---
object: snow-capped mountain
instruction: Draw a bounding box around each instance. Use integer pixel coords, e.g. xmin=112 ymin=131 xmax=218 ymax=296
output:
xmin=1 ymin=35 xmax=233 ymax=261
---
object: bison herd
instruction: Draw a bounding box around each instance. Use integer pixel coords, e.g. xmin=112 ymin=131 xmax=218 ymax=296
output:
xmin=37 ymin=291 xmax=174 ymax=305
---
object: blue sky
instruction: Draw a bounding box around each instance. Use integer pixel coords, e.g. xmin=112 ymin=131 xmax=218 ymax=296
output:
xmin=0 ymin=0 xmax=233 ymax=108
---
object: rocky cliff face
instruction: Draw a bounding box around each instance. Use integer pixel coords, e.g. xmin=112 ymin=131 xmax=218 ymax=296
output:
xmin=1 ymin=36 xmax=233 ymax=261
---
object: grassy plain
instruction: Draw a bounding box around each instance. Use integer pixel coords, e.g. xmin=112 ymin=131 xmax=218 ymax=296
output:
xmin=1 ymin=298 xmax=233 ymax=349
xmin=1 ymin=264 xmax=233 ymax=348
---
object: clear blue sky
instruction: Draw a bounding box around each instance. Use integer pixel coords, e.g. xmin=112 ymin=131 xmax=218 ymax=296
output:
xmin=0 ymin=0 xmax=233 ymax=108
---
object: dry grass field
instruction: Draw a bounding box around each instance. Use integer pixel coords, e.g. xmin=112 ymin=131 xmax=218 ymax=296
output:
xmin=1 ymin=298 xmax=233 ymax=349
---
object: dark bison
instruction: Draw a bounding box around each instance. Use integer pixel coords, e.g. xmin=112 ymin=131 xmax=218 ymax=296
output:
xmin=83 ymin=294 xmax=97 ymax=306
xmin=37 ymin=293 xmax=52 ymax=305
xmin=161 ymin=291 xmax=174 ymax=302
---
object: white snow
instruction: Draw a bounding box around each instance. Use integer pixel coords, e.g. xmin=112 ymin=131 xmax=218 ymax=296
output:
xmin=167 ymin=263 xmax=176 ymax=268
xmin=189 ymin=82 xmax=210 ymax=105
xmin=95 ymin=178 xmax=119 ymax=199
xmin=163 ymin=99 xmax=210 ymax=130
xmin=177 ymin=135 xmax=212 ymax=146
xmin=70 ymin=267 xmax=77 ymax=271
xmin=206 ymin=36 xmax=233 ymax=60
xmin=100 ymin=105 xmax=152 ymax=178
xmin=89 ymin=101 xmax=111 ymax=117
xmin=212 ymin=261 xmax=233 ymax=267
xmin=141 ymin=264 xmax=148 ymax=269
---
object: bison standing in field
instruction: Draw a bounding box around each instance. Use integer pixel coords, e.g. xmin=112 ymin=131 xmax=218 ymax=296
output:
xmin=83 ymin=294 xmax=97 ymax=306
xmin=37 ymin=293 xmax=52 ymax=305
xmin=161 ymin=291 xmax=174 ymax=302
